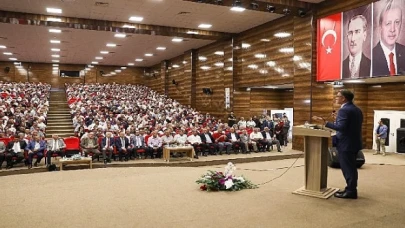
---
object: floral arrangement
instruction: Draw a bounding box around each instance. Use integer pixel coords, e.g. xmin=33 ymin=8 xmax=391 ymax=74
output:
xmin=196 ymin=162 xmax=257 ymax=191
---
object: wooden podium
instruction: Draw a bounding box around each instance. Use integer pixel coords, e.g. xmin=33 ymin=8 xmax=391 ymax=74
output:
xmin=292 ymin=125 xmax=339 ymax=199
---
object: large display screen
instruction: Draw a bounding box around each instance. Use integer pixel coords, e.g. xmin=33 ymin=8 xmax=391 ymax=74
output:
xmin=317 ymin=0 xmax=405 ymax=81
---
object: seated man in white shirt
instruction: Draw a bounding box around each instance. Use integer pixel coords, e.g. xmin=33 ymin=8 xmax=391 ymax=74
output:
xmin=187 ymin=130 xmax=204 ymax=159
xmin=261 ymin=127 xmax=282 ymax=152
xmin=250 ymin=128 xmax=264 ymax=152
xmin=46 ymin=134 xmax=66 ymax=166
xmin=147 ymin=131 xmax=163 ymax=159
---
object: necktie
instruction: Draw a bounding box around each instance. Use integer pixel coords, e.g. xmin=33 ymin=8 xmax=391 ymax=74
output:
xmin=106 ymin=138 xmax=109 ymax=148
xmin=350 ymin=56 xmax=356 ymax=78
xmin=389 ymin=52 xmax=396 ymax=76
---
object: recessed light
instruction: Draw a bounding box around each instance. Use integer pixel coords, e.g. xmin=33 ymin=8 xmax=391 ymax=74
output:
xmin=91 ymin=61 xmax=98 ymax=64
xmin=9 ymin=58 xmax=17 ymax=61
xmin=49 ymin=29 xmax=61 ymax=33
xmin=52 ymin=67 xmax=58 ymax=70
xmin=198 ymin=24 xmax=212 ymax=29
xmin=115 ymin=69 xmax=122 ymax=73
xmin=187 ymin=31 xmax=199 ymax=35
xmin=214 ymin=62 xmax=224 ymax=67
xmin=88 ymin=65 xmax=94 ymax=68
xmin=279 ymin=48 xmax=294 ymax=53
xmin=121 ymin=67 xmax=127 ymax=70
xmin=51 ymin=48 xmax=60 ymax=52
xmin=123 ymin=25 xmax=136 ymax=28
xmin=260 ymin=39 xmax=270 ymax=42
xmin=172 ymin=64 xmax=180 ymax=68
xmin=247 ymin=64 xmax=258 ymax=69
xmin=114 ymin=33 xmax=126 ymax=38
xmin=0 ymin=45 xmax=6 ymax=49
xmin=85 ymin=68 xmax=90 ymax=71
xmin=200 ymin=66 xmax=211 ymax=70
xmin=46 ymin=8 xmax=62 ymax=14
xmin=172 ymin=38 xmax=183 ymax=42
xmin=129 ymin=16 xmax=143 ymax=22
xmin=254 ymin=53 xmax=266 ymax=58
xmin=128 ymin=63 xmax=135 ymax=66
xmin=199 ymin=56 xmax=207 ymax=61
xmin=156 ymin=47 xmax=166 ymax=50
xmin=135 ymin=59 xmax=143 ymax=62
xmin=51 ymin=54 xmax=60 ymax=58
xmin=3 ymin=52 xmax=12 ymax=55
xmin=145 ymin=53 xmax=153 ymax=57
xmin=106 ymin=43 xmax=116 ymax=47
xmin=274 ymin=32 xmax=291 ymax=38
xmin=47 ymin=17 xmax=61 ymax=22
xmin=52 ymin=60 xmax=59 ymax=63
xmin=53 ymin=64 xmax=59 ymax=66
xmin=241 ymin=43 xmax=251 ymax=48
xmin=95 ymin=57 xmax=103 ymax=60
xmin=50 ymin=40 xmax=61 ymax=44
xmin=100 ymin=51 xmax=109 ymax=54
xmin=230 ymin=6 xmax=245 ymax=12
xmin=13 ymin=62 xmax=20 ymax=65
xmin=110 ymin=72 xmax=116 ymax=75
xmin=214 ymin=51 xmax=224 ymax=56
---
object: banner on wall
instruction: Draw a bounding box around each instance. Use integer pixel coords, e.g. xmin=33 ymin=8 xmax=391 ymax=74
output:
xmin=317 ymin=0 xmax=405 ymax=81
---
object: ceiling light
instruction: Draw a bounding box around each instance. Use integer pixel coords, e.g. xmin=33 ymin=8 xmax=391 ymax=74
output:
xmin=182 ymin=61 xmax=187 ymax=64
xmin=114 ymin=33 xmax=126 ymax=38
xmin=50 ymin=40 xmax=61 ymax=44
xmin=106 ymin=43 xmax=116 ymax=47
xmin=260 ymin=69 xmax=268 ymax=74
xmin=122 ymin=25 xmax=136 ymax=28
xmin=199 ymin=56 xmax=207 ymax=61
xmin=51 ymin=54 xmax=60 ymax=58
xmin=52 ymin=60 xmax=59 ymax=63
xmin=145 ymin=53 xmax=153 ymax=57
xmin=53 ymin=67 xmax=58 ymax=70
xmin=128 ymin=63 xmax=135 ymax=66
xmin=214 ymin=51 xmax=224 ymax=55
xmin=95 ymin=57 xmax=103 ymax=60
xmin=115 ymin=69 xmax=122 ymax=73
xmin=226 ymin=66 xmax=233 ymax=71
xmin=91 ymin=61 xmax=98 ymax=64
xmin=200 ymin=66 xmax=211 ymax=70
xmin=247 ymin=64 xmax=258 ymax=69
xmin=231 ymin=0 xmax=245 ymax=12
xmin=13 ymin=62 xmax=20 ymax=65
xmin=266 ymin=61 xmax=276 ymax=67
xmin=241 ymin=43 xmax=251 ymax=49
xmin=88 ymin=65 xmax=94 ymax=68
xmin=9 ymin=58 xmax=17 ymax=61
xmin=0 ymin=45 xmax=6 ymax=49
xmin=53 ymin=64 xmax=59 ymax=66
xmin=135 ymin=59 xmax=143 ymax=62
xmin=85 ymin=68 xmax=90 ymax=71
xmin=172 ymin=64 xmax=180 ymax=68
xmin=46 ymin=8 xmax=62 ymax=14
xmin=121 ymin=67 xmax=127 ymax=70
xmin=129 ymin=16 xmax=144 ymax=22
xmin=172 ymin=38 xmax=183 ymax=42
xmin=49 ymin=29 xmax=61 ymax=33
xmin=187 ymin=31 xmax=199 ymax=35
xmin=293 ymin=56 xmax=302 ymax=61
xmin=100 ymin=51 xmax=109 ymax=54
xmin=51 ymin=48 xmax=60 ymax=52
xmin=266 ymin=5 xmax=276 ymax=13
xmin=3 ymin=52 xmax=12 ymax=55
xmin=274 ymin=67 xmax=284 ymax=73
xmin=254 ymin=53 xmax=266 ymax=58
xmin=274 ymin=32 xmax=291 ymax=38
xmin=111 ymin=72 xmax=117 ymax=75
xmin=198 ymin=24 xmax=212 ymax=29
xmin=214 ymin=62 xmax=224 ymax=67
xmin=279 ymin=48 xmax=294 ymax=53
xmin=156 ymin=47 xmax=166 ymax=50
xmin=260 ymin=39 xmax=270 ymax=42
xmin=47 ymin=17 xmax=62 ymax=22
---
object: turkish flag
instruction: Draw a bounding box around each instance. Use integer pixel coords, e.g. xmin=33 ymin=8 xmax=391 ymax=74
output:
xmin=317 ymin=13 xmax=342 ymax=82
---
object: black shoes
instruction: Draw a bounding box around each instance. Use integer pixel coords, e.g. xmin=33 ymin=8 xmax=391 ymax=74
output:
xmin=334 ymin=191 xmax=357 ymax=199
xmin=278 ymin=150 xmax=282 ymax=152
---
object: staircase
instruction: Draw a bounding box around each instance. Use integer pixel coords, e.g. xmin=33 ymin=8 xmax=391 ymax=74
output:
xmin=46 ymin=90 xmax=75 ymax=138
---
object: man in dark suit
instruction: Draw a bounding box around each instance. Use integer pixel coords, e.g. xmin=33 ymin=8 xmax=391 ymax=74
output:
xmin=372 ymin=3 xmax=405 ymax=76
xmin=342 ymin=15 xmax=371 ymax=78
xmin=115 ymin=131 xmax=130 ymax=161
xmin=313 ymin=89 xmax=363 ymax=199
xmin=101 ymin=132 xmax=115 ymax=163
xmin=5 ymin=135 xmax=26 ymax=169
xmin=226 ymin=128 xmax=246 ymax=154
xmin=130 ymin=130 xmax=146 ymax=159
xmin=200 ymin=128 xmax=218 ymax=155
xmin=261 ymin=127 xmax=282 ymax=152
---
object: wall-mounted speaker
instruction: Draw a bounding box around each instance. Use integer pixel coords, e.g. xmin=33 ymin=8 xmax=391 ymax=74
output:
xmin=4 ymin=67 xmax=10 ymax=73
xmin=100 ymin=70 xmax=104 ymax=75
xmin=203 ymin=88 xmax=213 ymax=95
xmin=172 ymin=79 xmax=177 ymax=85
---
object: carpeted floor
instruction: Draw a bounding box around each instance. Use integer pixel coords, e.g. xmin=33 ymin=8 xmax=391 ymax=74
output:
xmin=0 ymin=152 xmax=404 ymax=228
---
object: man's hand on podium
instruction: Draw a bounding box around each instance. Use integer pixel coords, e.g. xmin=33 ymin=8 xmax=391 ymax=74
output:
xmin=312 ymin=116 xmax=326 ymax=124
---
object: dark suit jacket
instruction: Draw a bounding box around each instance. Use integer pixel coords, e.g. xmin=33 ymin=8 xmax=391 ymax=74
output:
xmin=115 ymin=137 xmax=129 ymax=150
xmin=6 ymin=141 xmax=27 ymax=153
xmin=342 ymin=53 xmax=371 ymax=78
xmin=325 ymin=102 xmax=363 ymax=153
xmin=372 ymin=42 xmax=405 ymax=76
xmin=130 ymin=135 xmax=145 ymax=147
xmin=261 ymin=131 xmax=273 ymax=139
xmin=101 ymin=137 xmax=115 ymax=149
xmin=200 ymin=133 xmax=215 ymax=144
xmin=226 ymin=133 xmax=241 ymax=142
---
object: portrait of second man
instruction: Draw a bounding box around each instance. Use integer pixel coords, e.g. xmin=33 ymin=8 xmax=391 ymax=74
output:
xmin=342 ymin=15 xmax=371 ymax=79
xmin=372 ymin=0 xmax=405 ymax=76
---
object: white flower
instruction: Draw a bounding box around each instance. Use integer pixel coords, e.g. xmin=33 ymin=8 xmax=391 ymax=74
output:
xmin=235 ymin=176 xmax=245 ymax=183
xmin=224 ymin=162 xmax=237 ymax=177
xmin=204 ymin=175 xmax=211 ymax=179
xmin=224 ymin=179 xmax=234 ymax=189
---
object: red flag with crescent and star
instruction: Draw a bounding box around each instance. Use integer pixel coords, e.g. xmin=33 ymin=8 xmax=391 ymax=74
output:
xmin=317 ymin=13 xmax=342 ymax=81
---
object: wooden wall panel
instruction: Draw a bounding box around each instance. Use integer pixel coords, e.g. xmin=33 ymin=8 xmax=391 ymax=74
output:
xmin=143 ymin=63 xmax=164 ymax=95
xmin=167 ymin=55 xmax=192 ymax=106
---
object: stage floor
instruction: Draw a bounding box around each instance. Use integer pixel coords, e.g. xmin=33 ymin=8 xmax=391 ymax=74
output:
xmin=0 ymin=151 xmax=404 ymax=228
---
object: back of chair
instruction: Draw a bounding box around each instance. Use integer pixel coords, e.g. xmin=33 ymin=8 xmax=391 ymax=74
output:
xmin=64 ymin=137 xmax=80 ymax=150
xmin=0 ymin=138 xmax=11 ymax=147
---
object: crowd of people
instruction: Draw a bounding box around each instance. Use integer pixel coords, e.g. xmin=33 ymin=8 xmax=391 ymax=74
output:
xmin=66 ymin=83 xmax=291 ymax=164
xmin=0 ymin=82 xmax=51 ymax=169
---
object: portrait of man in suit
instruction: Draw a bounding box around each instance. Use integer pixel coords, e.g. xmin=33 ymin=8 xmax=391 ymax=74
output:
xmin=372 ymin=0 xmax=405 ymax=76
xmin=342 ymin=15 xmax=371 ymax=78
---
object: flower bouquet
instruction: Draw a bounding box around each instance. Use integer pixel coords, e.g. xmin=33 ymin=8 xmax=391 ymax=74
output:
xmin=196 ymin=162 xmax=257 ymax=191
